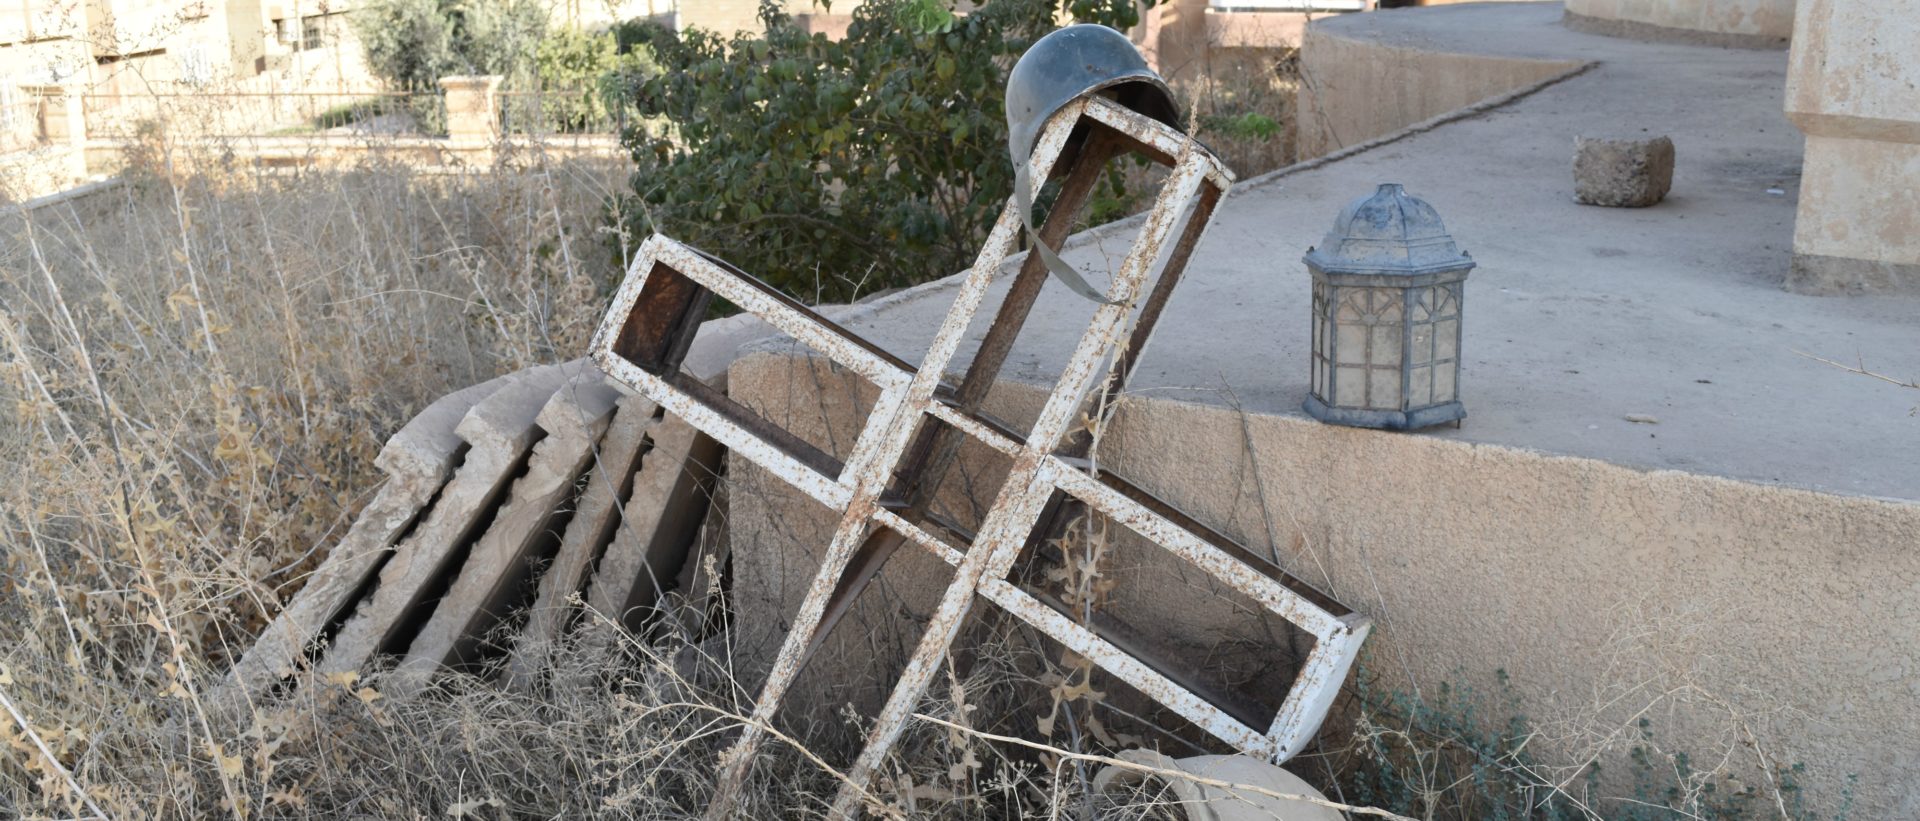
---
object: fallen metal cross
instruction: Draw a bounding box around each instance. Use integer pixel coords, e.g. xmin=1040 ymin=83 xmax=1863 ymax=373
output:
xmin=591 ymin=74 xmax=1370 ymax=820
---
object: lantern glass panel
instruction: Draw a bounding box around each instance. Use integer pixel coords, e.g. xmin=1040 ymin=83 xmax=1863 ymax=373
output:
xmin=1336 ymin=322 xmax=1367 ymax=365
xmin=1369 ymin=367 xmax=1400 ymax=407
xmin=1411 ymin=322 xmax=1433 ymax=367
xmin=1336 ymin=367 xmax=1365 ymax=406
xmin=1371 ymin=324 xmax=1401 ymax=367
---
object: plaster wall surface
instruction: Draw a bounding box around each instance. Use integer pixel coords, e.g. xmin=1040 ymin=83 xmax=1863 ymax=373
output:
xmin=1564 ymin=0 xmax=1794 ymax=41
xmin=1781 ymin=0 xmax=1920 ymax=293
xmin=725 ymin=352 xmax=1920 ymax=816
xmin=1296 ymin=10 xmax=1583 ymax=158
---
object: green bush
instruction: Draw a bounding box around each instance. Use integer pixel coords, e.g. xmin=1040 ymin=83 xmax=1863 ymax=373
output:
xmin=617 ymin=0 xmax=1157 ymax=304
xmin=1331 ymin=670 xmax=1854 ymax=821
xmin=352 ymin=0 xmax=549 ymax=132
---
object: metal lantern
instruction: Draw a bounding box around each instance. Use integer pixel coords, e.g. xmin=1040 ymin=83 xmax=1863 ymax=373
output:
xmin=1304 ymin=183 xmax=1475 ymax=430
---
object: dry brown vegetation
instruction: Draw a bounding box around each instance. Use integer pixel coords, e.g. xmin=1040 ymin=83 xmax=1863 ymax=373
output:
xmin=0 ymin=140 xmax=1241 ymax=819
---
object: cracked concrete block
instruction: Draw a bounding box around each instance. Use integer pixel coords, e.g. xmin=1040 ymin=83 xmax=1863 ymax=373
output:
xmin=387 ymin=363 xmax=625 ymax=692
xmin=503 ymin=390 xmax=660 ymax=690
xmin=317 ymin=362 xmax=572 ymax=678
xmin=1574 ymin=135 xmax=1674 ymax=207
xmin=585 ymin=415 xmax=723 ymax=633
xmin=217 ymin=372 xmax=512 ymax=706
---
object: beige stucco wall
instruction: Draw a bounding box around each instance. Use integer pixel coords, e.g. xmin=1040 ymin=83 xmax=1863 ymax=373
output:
xmin=1294 ymin=25 xmax=1581 ymax=158
xmin=677 ymin=0 xmax=865 ymax=37
xmin=1780 ymin=0 xmax=1920 ymax=294
xmin=1130 ymin=0 xmax=1312 ymax=84
xmin=1564 ymin=0 xmax=1796 ymax=42
xmin=724 ymin=350 xmax=1920 ymax=816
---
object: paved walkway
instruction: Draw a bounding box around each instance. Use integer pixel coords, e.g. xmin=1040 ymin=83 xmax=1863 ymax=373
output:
xmin=775 ymin=2 xmax=1919 ymax=500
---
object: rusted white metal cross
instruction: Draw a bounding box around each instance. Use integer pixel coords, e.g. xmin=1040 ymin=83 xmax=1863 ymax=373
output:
xmin=591 ymin=94 xmax=1370 ymax=819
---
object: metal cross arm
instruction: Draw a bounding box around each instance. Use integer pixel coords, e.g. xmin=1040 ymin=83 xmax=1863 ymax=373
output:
xmin=591 ymin=88 xmax=1371 ymax=818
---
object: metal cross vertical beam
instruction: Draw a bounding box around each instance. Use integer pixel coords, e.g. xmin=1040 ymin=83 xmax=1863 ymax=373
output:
xmin=590 ymin=94 xmax=1371 ymax=820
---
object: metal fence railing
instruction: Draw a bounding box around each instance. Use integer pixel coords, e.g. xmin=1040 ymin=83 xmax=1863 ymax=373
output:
xmin=498 ymin=86 xmax=628 ymax=137
xmin=78 ymin=87 xmax=441 ymax=140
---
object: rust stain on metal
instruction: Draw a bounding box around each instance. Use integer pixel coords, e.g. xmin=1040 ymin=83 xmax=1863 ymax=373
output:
xmin=589 ymin=93 xmax=1370 ymax=820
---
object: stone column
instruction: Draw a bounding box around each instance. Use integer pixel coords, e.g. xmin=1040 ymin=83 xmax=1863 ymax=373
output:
xmin=438 ymin=75 xmax=503 ymax=155
xmin=1782 ymin=0 xmax=1920 ymax=295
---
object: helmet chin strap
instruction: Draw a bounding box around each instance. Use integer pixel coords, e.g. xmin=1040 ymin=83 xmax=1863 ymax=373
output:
xmin=1010 ymin=151 xmax=1122 ymax=305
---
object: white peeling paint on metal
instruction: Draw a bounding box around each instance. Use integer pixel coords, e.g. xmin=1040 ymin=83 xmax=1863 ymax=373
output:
xmin=589 ymin=90 xmax=1370 ymax=821
xmin=977 ymin=576 xmax=1277 ymax=756
xmin=593 ymin=350 xmax=852 ymax=509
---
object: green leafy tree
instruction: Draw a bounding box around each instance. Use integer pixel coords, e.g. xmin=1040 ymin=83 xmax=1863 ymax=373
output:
xmin=355 ymin=0 xmax=549 ymax=87
xmin=529 ymin=26 xmax=661 ymax=133
xmin=618 ymin=0 xmax=1157 ymax=304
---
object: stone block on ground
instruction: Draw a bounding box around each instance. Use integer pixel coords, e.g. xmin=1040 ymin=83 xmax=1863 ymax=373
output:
xmin=584 ymin=415 xmax=723 ymax=633
xmin=503 ymin=391 xmax=660 ymax=690
xmin=388 ymin=362 xmax=625 ymax=692
xmin=1573 ymin=135 xmax=1674 ymax=207
xmin=218 ymin=372 xmax=512 ymax=705
xmin=317 ymin=362 xmax=571 ymax=678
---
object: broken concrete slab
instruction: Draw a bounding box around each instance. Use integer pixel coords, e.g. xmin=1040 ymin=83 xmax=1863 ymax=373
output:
xmin=502 ymin=390 xmax=660 ymax=690
xmin=317 ymin=362 xmax=572 ymax=678
xmin=385 ymin=363 xmax=626 ymax=692
xmin=217 ymin=372 xmax=513 ymax=706
xmin=1573 ymin=135 xmax=1674 ymax=207
xmin=584 ymin=414 xmax=723 ymax=633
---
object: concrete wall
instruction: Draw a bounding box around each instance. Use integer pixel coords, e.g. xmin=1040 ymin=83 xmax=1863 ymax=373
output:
xmin=677 ymin=0 xmax=864 ymax=38
xmin=1131 ymin=0 xmax=1313 ymax=84
xmin=1781 ymin=0 xmax=1920 ymax=294
xmin=1294 ymin=24 xmax=1581 ymax=158
xmin=1564 ymin=0 xmax=1795 ymax=44
xmin=724 ymin=349 xmax=1920 ymax=816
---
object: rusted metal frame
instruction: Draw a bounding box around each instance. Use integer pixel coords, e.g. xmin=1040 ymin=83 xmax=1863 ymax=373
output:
xmin=1054 ymin=455 xmax=1351 ymax=617
xmin=591 ymin=238 xmax=918 ymax=509
xmin=1037 ymin=454 xmax=1372 ymax=761
xmin=882 ymin=441 xmax=1366 ymax=765
xmin=875 ymin=503 xmax=1279 ymax=743
xmin=1021 ymin=149 xmax=1214 ymax=453
xmin=1040 ymin=458 xmax=1346 ymax=638
xmin=795 ymin=123 xmax=1129 ymax=669
xmin=825 ymin=145 xmax=1219 ymax=818
xmin=597 ymin=348 xmax=852 ymax=509
xmin=697 ymin=101 xmax=1089 ymax=819
xmin=983 ymin=576 xmax=1278 ymax=754
xmin=893 ymin=129 xmax=1127 ymax=501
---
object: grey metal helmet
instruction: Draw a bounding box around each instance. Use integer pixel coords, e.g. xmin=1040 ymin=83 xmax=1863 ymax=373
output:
xmin=1006 ymin=24 xmax=1180 ymax=168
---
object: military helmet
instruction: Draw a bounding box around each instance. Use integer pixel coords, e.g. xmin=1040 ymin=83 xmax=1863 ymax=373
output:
xmin=1005 ymin=24 xmax=1181 ymax=168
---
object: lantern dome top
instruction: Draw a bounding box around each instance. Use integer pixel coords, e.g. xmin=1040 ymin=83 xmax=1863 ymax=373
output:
xmin=1304 ymin=183 xmax=1475 ymax=277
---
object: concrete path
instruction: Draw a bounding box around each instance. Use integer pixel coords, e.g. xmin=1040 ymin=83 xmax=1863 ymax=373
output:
xmin=804 ymin=1 xmax=1917 ymax=500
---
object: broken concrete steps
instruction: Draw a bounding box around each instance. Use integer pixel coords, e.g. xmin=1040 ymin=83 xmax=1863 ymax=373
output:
xmin=221 ymin=358 xmax=729 ymax=704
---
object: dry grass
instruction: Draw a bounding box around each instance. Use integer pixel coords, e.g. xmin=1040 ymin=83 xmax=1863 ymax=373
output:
xmin=0 ymin=137 xmax=1262 ymax=819
xmin=0 ymin=138 xmax=628 ymax=817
